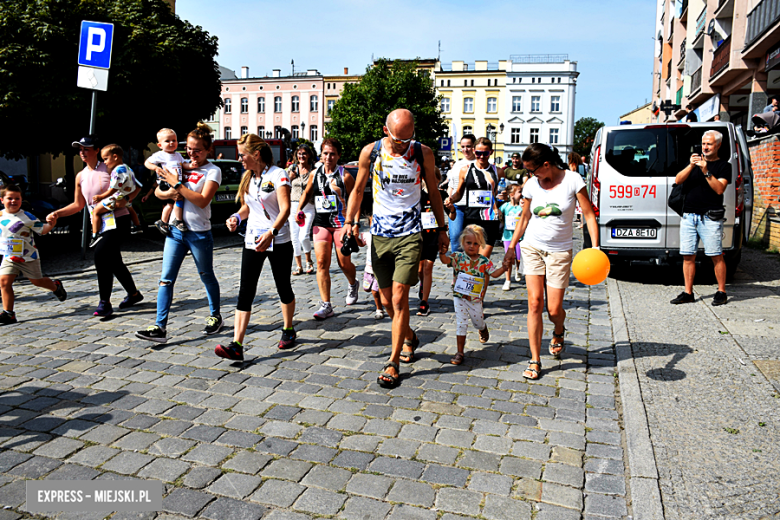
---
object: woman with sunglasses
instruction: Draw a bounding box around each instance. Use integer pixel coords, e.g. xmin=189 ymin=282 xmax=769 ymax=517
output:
xmin=297 ymin=137 xmax=359 ymax=320
xmin=502 ymin=143 xmax=599 ymax=380
xmin=215 ymin=133 xmax=296 ymax=360
xmin=288 ymin=144 xmax=316 ymax=275
xmin=445 ymin=137 xmax=501 ymax=257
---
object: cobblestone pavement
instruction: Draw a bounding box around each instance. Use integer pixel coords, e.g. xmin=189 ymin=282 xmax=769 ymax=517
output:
xmin=0 ymin=231 xmax=627 ymax=519
xmin=611 ymin=248 xmax=780 ymax=519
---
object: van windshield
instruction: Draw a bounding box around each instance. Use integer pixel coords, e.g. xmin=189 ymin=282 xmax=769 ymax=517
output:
xmin=604 ymin=126 xmax=730 ymax=177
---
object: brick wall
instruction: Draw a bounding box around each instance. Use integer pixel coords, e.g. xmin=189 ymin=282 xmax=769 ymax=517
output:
xmin=748 ymin=135 xmax=780 ymax=249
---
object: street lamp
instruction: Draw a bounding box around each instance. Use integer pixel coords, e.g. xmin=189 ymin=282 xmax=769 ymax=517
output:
xmin=301 ymin=122 xmax=306 ymax=140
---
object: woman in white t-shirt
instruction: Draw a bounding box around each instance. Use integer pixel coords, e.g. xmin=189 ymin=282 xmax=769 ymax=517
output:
xmin=215 ymin=133 xmax=296 ymax=361
xmin=503 ymin=144 xmax=599 ymax=380
xmin=135 ymin=123 xmax=223 ymax=344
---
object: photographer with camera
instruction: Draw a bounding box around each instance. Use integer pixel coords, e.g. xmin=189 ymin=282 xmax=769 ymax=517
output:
xmin=298 ymin=137 xmax=359 ymax=320
xmin=670 ymin=130 xmax=731 ymax=306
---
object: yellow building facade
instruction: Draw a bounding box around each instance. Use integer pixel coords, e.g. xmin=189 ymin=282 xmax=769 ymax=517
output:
xmin=435 ymin=60 xmax=510 ymax=163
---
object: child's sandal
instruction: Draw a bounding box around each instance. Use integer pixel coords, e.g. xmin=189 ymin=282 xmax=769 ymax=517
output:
xmin=450 ymin=352 xmax=464 ymax=365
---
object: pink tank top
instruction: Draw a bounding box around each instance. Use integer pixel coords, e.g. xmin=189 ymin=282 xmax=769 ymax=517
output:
xmin=79 ymin=163 xmax=129 ymax=218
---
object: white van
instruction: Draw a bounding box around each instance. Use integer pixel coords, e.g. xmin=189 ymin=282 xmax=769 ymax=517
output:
xmin=583 ymin=122 xmax=754 ymax=278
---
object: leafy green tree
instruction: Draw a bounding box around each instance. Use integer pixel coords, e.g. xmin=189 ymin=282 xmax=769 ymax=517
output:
xmin=326 ymin=59 xmax=446 ymax=161
xmin=0 ymin=0 xmax=221 ymax=160
xmin=573 ymin=117 xmax=605 ymax=158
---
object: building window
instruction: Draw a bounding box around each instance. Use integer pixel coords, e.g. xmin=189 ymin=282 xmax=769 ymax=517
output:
xmin=441 ymin=98 xmax=450 ymax=112
xmin=257 ymin=97 xmax=265 ymax=113
xmin=551 ymin=96 xmax=560 ymax=112
xmin=310 ymin=95 xmax=318 ymax=111
xmin=274 ymin=96 xmax=282 ymax=112
xmin=327 ymin=99 xmax=335 ymax=115
xmin=464 ymin=79 xmax=468 ymax=86
xmin=530 ymin=128 xmax=539 ymax=144
xmin=292 ymin=95 xmax=299 ymax=112
xmin=463 ymin=125 xmax=473 ymax=135
xmin=292 ymin=125 xmax=299 ymax=139
xmin=470 ymin=79 xmax=474 ymax=86
xmin=224 ymin=98 xmax=232 ymax=114
xmin=487 ymin=97 xmax=497 ymax=113
xmin=513 ymin=77 xmax=516 ymax=84
xmin=537 ymin=77 xmax=541 ymax=83
xmin=240 ymin=126 xmax=248 ymax=136
xmin=549 ymin=128 xmax=559 ymax=144
xmin=274 ymin=126 xmax=282 ymax=139
xmin=531 ymin=96 xmax=541 ymax=112
xmin=441 ymin=80 xmax=444 ymax=87
xmin=258 ymin=125 xmax=264 ymax=136
xmin=511 ymin=128 xmax=521 ymax=144
xmin=447 ymin=79 xmax=451 ymax=87
xmin=531 ymin=78 xmax=535 ymax=84
xmin=225 ymin=127 xmax=232 ymax=140
xmin=512 ymin=96 xmax=522 ymax=112
xmin=240 ymin=98 xmax=248 ymax=113
xmin=464 ymin=97 xmax=474 ymax=113
xmin=310 ymin=125 xmax=318 ymax=141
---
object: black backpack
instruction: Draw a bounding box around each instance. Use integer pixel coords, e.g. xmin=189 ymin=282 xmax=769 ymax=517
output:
xmin=369 ymin=139 xmax=425 ymax=188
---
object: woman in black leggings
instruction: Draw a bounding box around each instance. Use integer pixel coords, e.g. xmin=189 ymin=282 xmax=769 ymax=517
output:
xmin=48 ymin=138 xmax=142 ymax=316
xmin=215 ymin=133 xmax=295 ymax=360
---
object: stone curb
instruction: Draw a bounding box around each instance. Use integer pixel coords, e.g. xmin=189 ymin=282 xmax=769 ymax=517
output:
xmin=607 ymin=277 xmax=665 ymax=520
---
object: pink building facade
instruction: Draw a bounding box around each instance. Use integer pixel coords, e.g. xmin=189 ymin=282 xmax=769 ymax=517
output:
xmin=219 ymin=67 xmax=324 ymax=151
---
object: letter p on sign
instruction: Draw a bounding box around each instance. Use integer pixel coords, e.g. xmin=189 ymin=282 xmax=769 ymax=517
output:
xmin=78 ymin=21 xmax=114 ymax=70
xmin=86 ymin=27 xmax=105 ymax=60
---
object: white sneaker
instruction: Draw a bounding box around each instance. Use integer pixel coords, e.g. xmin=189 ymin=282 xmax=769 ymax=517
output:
xmin=346 ymin=281 xmax=359 ymax=305
xmin=514 ymin=269 xmax=522 ymax=282
xmin=313 ymin=301 xmax=334 ymax=320
xmin=373 ymin=309 xmax=385 ymax=320
xmin=502 ymin=280 xmax=511 ymax=291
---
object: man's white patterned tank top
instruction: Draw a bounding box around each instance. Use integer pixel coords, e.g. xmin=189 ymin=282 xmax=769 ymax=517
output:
xmin=370 ymin=140 xmax=422 ymax=237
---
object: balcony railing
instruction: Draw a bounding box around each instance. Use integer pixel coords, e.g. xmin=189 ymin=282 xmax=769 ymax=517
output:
xmin=710 ymin=36 xmax=731 ymax=77
xmin=745 ymin=0 xmax=780 ymax=48
xmin=691 ymin=66 xmax=703 ymax=92
xmin=509 ymin=54 xmax=569 ymax=64
xmin=695 ymin=7 xmax=707 ymax=37
xmin=676 ymin=86 xmax=684 ymax=105
xmin=680 ymin=38 xmax=687 ymax=58
xmin=678 ymin=0 xmax=689 ymax=17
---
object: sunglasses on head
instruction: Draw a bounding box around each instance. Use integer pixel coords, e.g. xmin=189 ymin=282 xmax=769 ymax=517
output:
xmin=474 ymin=151 xmax=491 ymax=158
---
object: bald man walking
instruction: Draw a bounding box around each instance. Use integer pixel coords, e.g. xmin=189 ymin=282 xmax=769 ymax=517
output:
xmin=345 ymin=109 xmax=449 ymax=388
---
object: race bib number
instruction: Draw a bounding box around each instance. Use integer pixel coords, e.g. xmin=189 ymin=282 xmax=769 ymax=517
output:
xmin=0 ymin=238 xmax=24 ymax=257
xmin=315 ymin=195 xmax=337 ymax=214
xmin=506 ymin=214 xmax=519 ymax=231
xmin=245 ymin=227 xmax=273 ymax=251
xmin=421 ymin=212 xmax=437 ymax=230
xmin=454 ymin=272 xmax=484 ymax=297
xmin=468 ymin=190 xmax=492 ymax=208
xmin=101 ymin=212 xmax=117 ymax=232
xmin=164 ymin=161 xmax=182 ymax=182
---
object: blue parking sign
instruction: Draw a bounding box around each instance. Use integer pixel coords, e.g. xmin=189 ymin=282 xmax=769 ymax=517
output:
xmin=438 ymin=137 xmax=452 ymax=151
xmin=78 ymin=21 xmax=114 ymax=69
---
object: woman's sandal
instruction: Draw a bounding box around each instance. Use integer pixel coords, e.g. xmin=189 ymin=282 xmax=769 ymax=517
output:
xmin=292 ymin=266 xmax=304 ymax=276
xmin=400 ymin=331 xmax=419 ymax=363
xmin=305 ymin=263 xmax=314 ymax=275
xmin=549 ymin=327 xmax=565 ymax=358
xmin=523 ymin=360 xmax=542 ymax=380
xmin=450 ymin=352 xmax=465 ymax=365
xmin=377 ymin=361 xmax=400 ymax=388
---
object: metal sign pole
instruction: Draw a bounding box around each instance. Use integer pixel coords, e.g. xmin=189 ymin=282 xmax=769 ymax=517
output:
xmin=81 ymin=91 xmax=97 ymax=260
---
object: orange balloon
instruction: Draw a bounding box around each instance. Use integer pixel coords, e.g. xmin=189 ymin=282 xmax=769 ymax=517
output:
xmin=572 ymin=248 xmax=611 ymax=285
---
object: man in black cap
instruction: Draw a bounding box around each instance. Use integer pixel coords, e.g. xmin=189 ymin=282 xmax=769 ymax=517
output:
xmin=502 ymin=153 xmax=528 ymax=186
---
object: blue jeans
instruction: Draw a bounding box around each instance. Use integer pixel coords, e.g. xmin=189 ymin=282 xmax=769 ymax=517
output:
xmin=448 ymin=205 xmax=465 ymax=252
xmin=679 ymin=212 xmax=724 ymax=256
xmin=156 ymin=228 xmax=220 ymax=329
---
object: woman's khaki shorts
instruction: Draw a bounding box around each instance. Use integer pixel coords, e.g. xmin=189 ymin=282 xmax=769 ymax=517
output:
xmin=520 ymin=243 xmax=573 ymax=289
